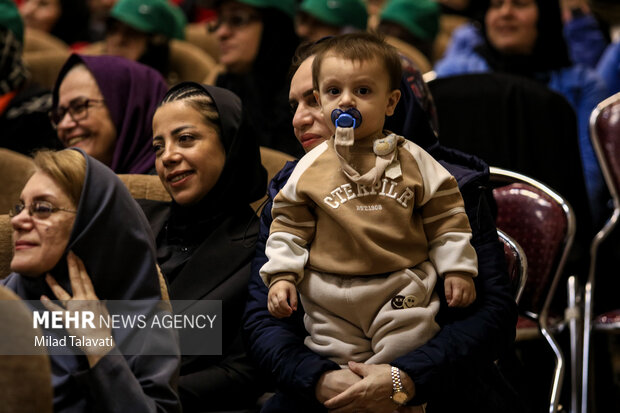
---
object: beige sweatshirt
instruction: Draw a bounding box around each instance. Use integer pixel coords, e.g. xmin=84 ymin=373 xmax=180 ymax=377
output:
xmin=260 ymin=135 xmax=478 ymax=287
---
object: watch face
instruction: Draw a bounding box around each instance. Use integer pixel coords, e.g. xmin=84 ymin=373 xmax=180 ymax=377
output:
xmin=393 ymin=390 xmax=408 ymax=404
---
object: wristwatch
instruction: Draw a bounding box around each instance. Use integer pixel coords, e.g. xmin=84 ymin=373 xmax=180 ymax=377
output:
xmin=390 ymin=366 xmax=409 ymax=406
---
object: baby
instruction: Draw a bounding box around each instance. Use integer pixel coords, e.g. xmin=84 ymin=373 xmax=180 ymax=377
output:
xmin=260 ymin=32 xmax=478 ymax=405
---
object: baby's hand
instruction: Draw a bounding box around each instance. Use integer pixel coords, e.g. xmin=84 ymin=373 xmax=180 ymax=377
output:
xmin=268 ymin=280 xmax=298 ymax=318
xmin=444 ymin=272 xmax=476 ymax=307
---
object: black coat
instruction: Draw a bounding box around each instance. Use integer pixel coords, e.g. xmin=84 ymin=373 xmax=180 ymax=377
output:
xmin=139 ymin=200 xmax=265 ymax=412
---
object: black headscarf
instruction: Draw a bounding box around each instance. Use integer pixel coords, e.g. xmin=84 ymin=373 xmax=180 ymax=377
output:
xmin=159 ymin=83 xmax=267 ymax=279
xmin=2 ymin=148 xmax=174 ymax=410
xmin=474 ymin=0 xmax=572 ymax=79
xmin=4 ymin=148 xmax=162 ymax=301
xmin=215 ymin=6 xmax=303 ymax=158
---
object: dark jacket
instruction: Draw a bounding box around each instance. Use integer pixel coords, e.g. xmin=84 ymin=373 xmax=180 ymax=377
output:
xmin=139 ymin=83 xmax=267 ymax=412
xmin=243 ymin=147 xmax=519 ymax=410
xmin=139 ymin=200 xmax=265 ymax=412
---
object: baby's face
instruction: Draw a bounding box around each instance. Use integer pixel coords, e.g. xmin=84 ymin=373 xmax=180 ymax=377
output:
xmin=315 ymin=53 xmax=400 ymax=141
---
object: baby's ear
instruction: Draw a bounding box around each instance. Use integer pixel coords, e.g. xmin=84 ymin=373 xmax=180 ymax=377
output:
xmin=385 ymin=89 xmax=401 ymax=117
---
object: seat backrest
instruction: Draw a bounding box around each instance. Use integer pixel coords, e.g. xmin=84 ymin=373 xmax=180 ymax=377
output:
xmin=490 ymin=167 xmax=575 ymax=318
xmin=23 ymin=28 xmax=69 ymax=53
xmin=167 ymin=39 xmax=217 ymax=85
xmin=385 ymin=35 xmax=432 ymax=74
xmin=590 ymin=91 xmax=620 ymax=207
xmin=250 ymin=147 xmax=296 ymax=214
xmin=184 ymin=23 xmax=220 ymax=62
xmin=80 ymin=40 xmax=217 ymax=85
xmin=498 ymin=229 xmax=528 ymax=304
xmin=427 ymin=73 xmax=591 ymax=236
xmin=117 ymin=174 xmax=171 ymax=202
xmin=0 ymin=215 xmax=12 ymax=279
xmin=0 ymin=149 xmax=35 ymax=215
xmin=0 ymin=286 xmax=53 ymax=413
xmin=23 ymin=50 xmax=72 ymax=90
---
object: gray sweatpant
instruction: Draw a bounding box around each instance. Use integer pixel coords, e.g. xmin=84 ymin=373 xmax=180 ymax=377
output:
xmin=298 ymin=260 xmax=441 ymax=365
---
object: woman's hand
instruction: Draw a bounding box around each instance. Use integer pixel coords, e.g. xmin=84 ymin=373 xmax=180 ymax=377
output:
xmin=41 ymin=251 xmax=115 ymax=367
xmin=323 ymin=362 xmax=416 ymax=413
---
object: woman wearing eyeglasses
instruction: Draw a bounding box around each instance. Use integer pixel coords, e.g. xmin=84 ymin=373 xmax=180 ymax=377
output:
xmin=3 ymin=148 xmax=181 ymax=412
xmin=210 ymin=0 xmax=304 ymax=158
xmin=51 ymin=54 xmax=168 ymax=174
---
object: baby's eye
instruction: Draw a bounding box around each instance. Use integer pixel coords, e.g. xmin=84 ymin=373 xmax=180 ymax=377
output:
xmin=326 ymin=87 xmax=340 ymax=95
xmin=357 ymin=87 xmax=371 ymax=95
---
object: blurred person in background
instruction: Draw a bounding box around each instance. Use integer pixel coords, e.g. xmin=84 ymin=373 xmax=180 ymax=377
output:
xmin=0 ymin=0 xmax=62 ymax=155
xmin=295 ymin=0 xmax=367 ymax=42
xmin=210 ymin=0 xmax=304 ymax=157
xmin=377 ymin=0 xmax=441 ymax=61
xmin=19 ymin=0 xmax=90 ymax=46
xmin=105 ymin=0 xmax=187 ymax=81
xmin=434 ymin=0 xmax=610 ymax=229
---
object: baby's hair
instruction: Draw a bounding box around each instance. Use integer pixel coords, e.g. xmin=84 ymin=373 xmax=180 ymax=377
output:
xmin=160 ymin=83 xmax=220 ymax=134
xmin=311 ymin=32 xmax=402 ymax=92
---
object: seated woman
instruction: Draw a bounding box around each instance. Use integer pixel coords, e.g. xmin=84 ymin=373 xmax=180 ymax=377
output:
xmin=434 ymin=0 xmax=609 ymax=227
xmin=139 ymin=82 xmax=267 ymax=411
xmin=211 ymin=0 xmax=304 ymax=157
xmin=19 ymin=0 xmax=90 ymax=47
xmin=3 ymin=148 xmax=180 ymax=412
xmin=51 ymin=54 xmax=168 ymax=174
xmin=105 ymin=0 xmax=187 ymax=82
xmin=243 ymin=41 xmax=522 ymax=412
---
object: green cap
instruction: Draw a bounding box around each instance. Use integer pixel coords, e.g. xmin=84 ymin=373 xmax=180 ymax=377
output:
xmin=0 ymin=0 xmax=24 ymax=43
xmin=231 ymin=0 xmax=297 ymax=19
xmin=110 ymin=0 xmax=187 ymax=40
xmin=380 ymin=0 xmax=440 ymax=41
xmin=299 ymin=0 xmax=367 ymax=30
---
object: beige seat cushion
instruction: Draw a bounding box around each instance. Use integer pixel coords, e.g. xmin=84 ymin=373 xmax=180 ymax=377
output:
xmin=23 ymin=50 xmax=72 ymax=90
xmin=185 ymin=23 xmax=220 ymax=62
xmin=0 ymin=215 xmax=12 ymax=279
xmin=250 ymin=147 xmax=296 ymax=214
xmin=385 ymin=35 xmax=432 ymax=74
xmin=117 ymin=174 xmax=171 ymax=202
xmin=0 ymin=286 xmax=53 ymax=413
xmin=0 ymin=149 xmax=35 ymax=216
xmin=23 ymin=28 xmax=69 ymax=53
xmin=82 ymin=40 xmax=217 ymax=86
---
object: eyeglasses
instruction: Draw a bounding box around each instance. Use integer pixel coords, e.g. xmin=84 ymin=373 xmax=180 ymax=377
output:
xmin=49 ymin=97 xmax=105 ymax=128
xmin=207 ymin=12 xmax=260 ymax=33
xmin=9 ymin=201 xmax=77 ymax=219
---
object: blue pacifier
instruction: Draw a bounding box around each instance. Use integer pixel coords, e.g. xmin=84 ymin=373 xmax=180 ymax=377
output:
xmin=331 ymin=108 xmax=362 ymax=129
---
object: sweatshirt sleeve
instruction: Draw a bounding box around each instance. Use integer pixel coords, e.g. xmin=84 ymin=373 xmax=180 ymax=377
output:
xmin=259 ymin=163 xmax=316 ymax=287
xmin=412 ymin=145 xmax=478 ymax=278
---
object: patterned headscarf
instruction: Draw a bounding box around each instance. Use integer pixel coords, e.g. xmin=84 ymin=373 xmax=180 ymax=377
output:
xmin=0 ymin=27 xmax=28 ymax=96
